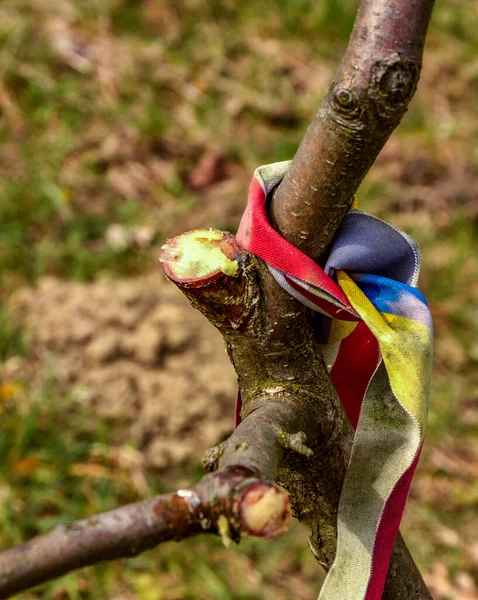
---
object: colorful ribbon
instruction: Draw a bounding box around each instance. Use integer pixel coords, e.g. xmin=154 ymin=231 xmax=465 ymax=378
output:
xmin=236 ymin=161 xmax=433 ymax=600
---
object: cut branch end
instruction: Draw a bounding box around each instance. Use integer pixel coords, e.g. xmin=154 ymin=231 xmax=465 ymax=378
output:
xmin=161 ymin=229 xmax=241 ymax=282
xmin=238 ymin=483 xmax=291 ymax=538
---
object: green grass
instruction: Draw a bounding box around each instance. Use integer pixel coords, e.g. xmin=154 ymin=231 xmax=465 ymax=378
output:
xmin=0 ymin=306 xmax=26 ymax=362
xmin=0 ymin=0 xmax=477 ymax=289
xmin=0 ymin=177 xmax=154 ymax=288
xmin=0 ymin=379 xmax=134 ymax=542
xmin=0 ymin=377 xmax=319 ymax=600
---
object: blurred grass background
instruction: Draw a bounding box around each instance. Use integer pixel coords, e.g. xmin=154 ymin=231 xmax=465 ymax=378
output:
xmin=1 ymin=0 xmax=478 ymax=598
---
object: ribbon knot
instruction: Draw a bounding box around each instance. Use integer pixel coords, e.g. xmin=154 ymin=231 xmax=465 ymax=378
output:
xmin=236 ymin=161 xmax=433 ymax=600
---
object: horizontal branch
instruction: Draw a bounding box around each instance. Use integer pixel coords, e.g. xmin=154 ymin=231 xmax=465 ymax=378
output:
xmin=0 ymin=406 xmax=291 ymax=599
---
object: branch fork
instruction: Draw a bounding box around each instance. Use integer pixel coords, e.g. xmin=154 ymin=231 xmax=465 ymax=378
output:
xmin=0 ymin=0 xmax=436 ymax=597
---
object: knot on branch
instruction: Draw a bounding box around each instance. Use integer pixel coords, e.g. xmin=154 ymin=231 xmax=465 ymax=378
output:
xmin=203 ymin=442 xmax=227 ymax=472
xmin=275 ymin=426 xmax=314 ymax=457
xmin=321 ymin=84 xmax=366 ymax=138
xmin=370 ymin=54 xmax=419 ymax=118
xmin=331 ymin=86 xmax=361 ymax=120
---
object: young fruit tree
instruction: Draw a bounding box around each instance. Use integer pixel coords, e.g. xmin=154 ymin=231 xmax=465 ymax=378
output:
xmin=0 ymin=0 xmax=436 ymax=598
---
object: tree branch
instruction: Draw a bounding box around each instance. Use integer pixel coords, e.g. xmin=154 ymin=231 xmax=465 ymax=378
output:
xmin=0 ymin=405 xmax=291 ymax=598
xmin=162 ymin=229 xmax=351 ymax=565
xmin=270 ymin=0 xmax=435 ymax=259
xmin=266 ymin=1 xmax=436 ymax=597
xmin=161 ymin=228 xmax=432 ymax=599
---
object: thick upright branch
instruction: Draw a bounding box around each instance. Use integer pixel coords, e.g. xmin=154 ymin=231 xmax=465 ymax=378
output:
xmin=270 ymin=0 xmax=435 ymax=259
xmin=163 ymin=230 xmax=351 ymax=564
xmin=162 ymin=226 xmax=432 ymax=599
xmin=266 ymin=1 xmax=436 ymax=597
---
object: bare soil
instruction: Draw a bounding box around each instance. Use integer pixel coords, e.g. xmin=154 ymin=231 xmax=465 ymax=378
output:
xmin=9 ymin=273 xmax=236 ymax=469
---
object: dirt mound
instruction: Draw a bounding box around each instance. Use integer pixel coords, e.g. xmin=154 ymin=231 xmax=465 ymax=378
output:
xmin=10 ymin=274 xmax=236 ymax=469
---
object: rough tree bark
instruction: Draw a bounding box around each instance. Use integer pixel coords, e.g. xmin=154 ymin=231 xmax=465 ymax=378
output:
xmin=0 ymin=0 xmax=435 ymax=598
